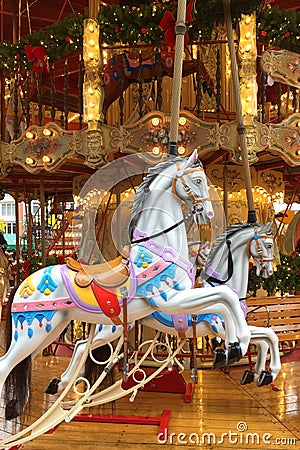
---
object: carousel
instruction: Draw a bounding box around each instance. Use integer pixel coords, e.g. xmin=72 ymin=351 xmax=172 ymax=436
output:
xmin=0 ymin=0 xmax=299 ymax=448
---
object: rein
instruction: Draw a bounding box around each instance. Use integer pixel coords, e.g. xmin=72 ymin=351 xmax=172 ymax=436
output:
xmin=130 ymin=210 xmax=195 ymax=245
xmin=205 ymin=239 xmax=233 ymax=286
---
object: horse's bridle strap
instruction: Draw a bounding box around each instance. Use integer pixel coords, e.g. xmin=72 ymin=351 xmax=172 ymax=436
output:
xmin=172 ymin=163 xmax=208 ymax=206
xmin=246 ymin=227 xmax=274 ymax=262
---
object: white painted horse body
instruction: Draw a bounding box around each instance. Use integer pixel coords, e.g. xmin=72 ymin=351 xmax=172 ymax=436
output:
xmin=53 ymin=222 xmax=280 ymax=395
xmin=1 ymin=151 xmax=252 ymax=420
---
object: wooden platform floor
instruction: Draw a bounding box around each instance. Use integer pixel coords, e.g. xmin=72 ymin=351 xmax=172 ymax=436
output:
xmin=0 ymin=350 xmax=299 ymax=450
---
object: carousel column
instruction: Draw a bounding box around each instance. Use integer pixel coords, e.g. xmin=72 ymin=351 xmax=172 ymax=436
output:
xmin=14 ymin=189 xmax=21 ymax=286
xmin=222 ymin=0 xmax=256 ymax=223
xmin=26 ymin=196 xmax=33 ymax=258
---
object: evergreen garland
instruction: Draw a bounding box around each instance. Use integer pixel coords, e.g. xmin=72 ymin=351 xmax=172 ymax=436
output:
xmin=0 ymin=1 xmax=298 ymax=74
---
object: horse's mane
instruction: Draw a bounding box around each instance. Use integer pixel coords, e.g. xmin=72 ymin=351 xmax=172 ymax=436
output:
xmin=205 ymin=222 xmax=256 ymax=269
xmin=128 ymin=156 xmax=184 ymax=238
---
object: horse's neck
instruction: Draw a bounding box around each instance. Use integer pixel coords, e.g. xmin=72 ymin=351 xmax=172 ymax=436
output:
xmin=210 ymin=236 xmax=249 ymax=299
xmin=134 ymin=174 xmax=189 ymax=259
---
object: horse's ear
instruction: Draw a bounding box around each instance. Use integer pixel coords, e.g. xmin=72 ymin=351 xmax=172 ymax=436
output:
xmin=187 ymin=149 xmax=198 ymax=166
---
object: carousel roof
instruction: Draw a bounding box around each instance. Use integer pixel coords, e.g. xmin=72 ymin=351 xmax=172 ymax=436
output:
xmin=0 ymin=0 xmax=299 ymax=202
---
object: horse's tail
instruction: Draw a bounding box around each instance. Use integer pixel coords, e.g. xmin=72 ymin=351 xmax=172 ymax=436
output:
xmin=83 ymin=345 xmax=114 ymax=390
xmin=4 ymin=287 xmax=32 ymax=420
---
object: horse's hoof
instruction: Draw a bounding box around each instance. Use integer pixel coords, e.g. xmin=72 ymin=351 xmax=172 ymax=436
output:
xmin=45 ymin=378 xmax=61 ymax=395
xmin=213 ymin=348 xmax=226 ymax=369
xmin=5 ymin=399 xmax=20 ymax=420
xmin=257 ymin=370 xmax=273 ymax=387
xmin=240 ymin=369 xmax=255 ymax=385
xmin=227 ymin=342 xmax=242 ymax=365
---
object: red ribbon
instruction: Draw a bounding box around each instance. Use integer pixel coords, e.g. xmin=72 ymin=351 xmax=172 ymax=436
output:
xmin=24 ymin=45 xmax=49 ymax=73
xmin=159 ymin=0 xmax=195 ymax=48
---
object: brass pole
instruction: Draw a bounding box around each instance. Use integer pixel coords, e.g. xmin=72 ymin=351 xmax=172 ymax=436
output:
xmin=168 ymin=0 xmax=187 ymax=156
xmin=40 ymin=178 xmax=46 ymax=267
xmin=223 ymin=162 xmax=228 ymax=224
xmin=89 ymin=0 xmax=100 ymax=20
xmin=222 ymin=0 xmax=256 ymax=223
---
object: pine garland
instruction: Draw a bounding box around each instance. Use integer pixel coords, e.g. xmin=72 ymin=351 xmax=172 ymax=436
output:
xmin=0 ymin=1 xmax=299 ymax=74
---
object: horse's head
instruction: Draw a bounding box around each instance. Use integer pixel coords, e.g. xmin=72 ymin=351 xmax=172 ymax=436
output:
xmin=247 ymin=223 xmax=274 ymax=278
xmin=172 ymin=150 xmax=214 ymax=225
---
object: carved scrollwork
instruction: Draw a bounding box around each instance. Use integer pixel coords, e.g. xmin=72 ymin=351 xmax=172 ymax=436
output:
xmin=261 ymin=49 xmax=300 ymax=89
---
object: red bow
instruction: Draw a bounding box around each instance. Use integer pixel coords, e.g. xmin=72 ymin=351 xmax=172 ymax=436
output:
xmin=159 ymin=0 xmax=195 ymax=48
xmin=24 ymin=45 xmax=49 ymax=73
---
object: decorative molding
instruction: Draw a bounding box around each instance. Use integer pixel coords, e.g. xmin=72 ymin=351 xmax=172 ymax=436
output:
xmin=8 ymin=122 xmax=75 ymax=173
xmin=261 ymin=49 xmax=300 ymax=89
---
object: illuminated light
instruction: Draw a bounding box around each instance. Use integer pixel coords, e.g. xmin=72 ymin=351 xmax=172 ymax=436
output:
xmin=89 ymin=39 xmax=95 ymax=47
xmin=246 ymin=108 xmax=253 ymax=115
xmin=245 ymin=32 xmax=251 ymax=39
xmin=228 ymin=193 xmax=233 ymax=199
xmin=151 ymin=117 xmax=160 ymax=126
xmin=43 ymin=128 xmax=52 ymax=136
xmin=42 ymin=155 xmax=51 ymax=163
xmin=296 ymin=150 xmax=300 ymax=156
xmin=178 ymin=117 xmax=187 ymax=126
xmin=245 ymin=17 xmax=251 ymax=24
xmin=26 ymin=131 xmax=34 ymax=139
xmin=245 ymin=44 xmax=252 ymax=52
xmin=178 ymin=146 xmax=185 ymax=155
xmin=88 ymin=113 xmax=94 ymax=121
xmin=152 ymin=146 xmax=160 ymax=155
xmin=88 ymin=52 xmax=95 ymax=59
xmin=88 ymin=24 xmax=94 ymax=32
xmin=26 ymin=157 xmax=34 ymax=165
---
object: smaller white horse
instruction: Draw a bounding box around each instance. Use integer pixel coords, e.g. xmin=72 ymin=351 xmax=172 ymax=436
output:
xmin=47 ymin=222 xmax=280 ymax=396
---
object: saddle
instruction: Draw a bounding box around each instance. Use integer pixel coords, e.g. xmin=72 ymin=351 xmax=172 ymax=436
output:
xmin=66 ymin=246 xmax=130 ymax=289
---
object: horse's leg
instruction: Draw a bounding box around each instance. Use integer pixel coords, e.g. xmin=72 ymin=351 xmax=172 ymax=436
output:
xmin=0 ymin=311 xmax=70 ymax=419
xmin=154 ymin=285 xmax=251 ymax=357
xmin=241 ymin=326 xmax=281 ymax=386
xmin=47 ymin=323 xmax=125 ymax=394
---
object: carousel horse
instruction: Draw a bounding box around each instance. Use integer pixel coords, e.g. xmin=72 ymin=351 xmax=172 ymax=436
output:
xmin=102 ymin=51 xmax=214 ymax=118
xmin=1 ymin=150 xmax=253 ymax=421
xmin=48 ymin=222 xmax=280 ymax=397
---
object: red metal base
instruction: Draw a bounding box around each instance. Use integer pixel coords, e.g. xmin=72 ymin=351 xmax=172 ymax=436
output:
xmin=122 ymin=366 xmax=195 ymax=403
xmin=73 ymin=409 xmax=171 ymax=439
xmin=44 ymin=410 xmax=171 ymax=441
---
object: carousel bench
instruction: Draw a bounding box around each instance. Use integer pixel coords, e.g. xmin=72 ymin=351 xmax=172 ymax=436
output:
xmin=246 ymin=295 xmax=300 ymax=348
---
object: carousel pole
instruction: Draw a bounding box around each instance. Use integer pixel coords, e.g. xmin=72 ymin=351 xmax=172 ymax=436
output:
xmin=168 ymin=0 xmax=187 ymax=156
xmin=222 ymin=0 xmax=257 ymax=224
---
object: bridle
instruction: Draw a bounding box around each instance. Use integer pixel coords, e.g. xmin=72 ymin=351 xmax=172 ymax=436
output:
xmin=131 ymin=161 xmax=209 ymax=245
xmin=206 ymin=225 xmax=274 ymax=286
xmin=171 ymin=161 xmax=209 ymax=206
xmin=246 ymin=226 xmax=274 ymax=263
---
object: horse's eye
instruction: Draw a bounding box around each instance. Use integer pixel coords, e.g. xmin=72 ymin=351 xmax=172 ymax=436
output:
xmin=195 ymin=179 xmax=202 ymax=184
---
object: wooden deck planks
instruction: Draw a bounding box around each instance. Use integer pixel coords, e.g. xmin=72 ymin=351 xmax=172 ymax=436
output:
xmin=0 ymin=352 xmax=299 ymax=449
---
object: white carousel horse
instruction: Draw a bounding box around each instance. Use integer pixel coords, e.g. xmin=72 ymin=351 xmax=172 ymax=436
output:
xmin=0 ymin=150 xmax=253 ymax=422
xmin=48 ymin=222 xmax=280 ymax=396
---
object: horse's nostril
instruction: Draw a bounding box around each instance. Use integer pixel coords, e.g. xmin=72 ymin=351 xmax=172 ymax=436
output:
xmin=208 ymin=211 xmax=214 ymax=218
